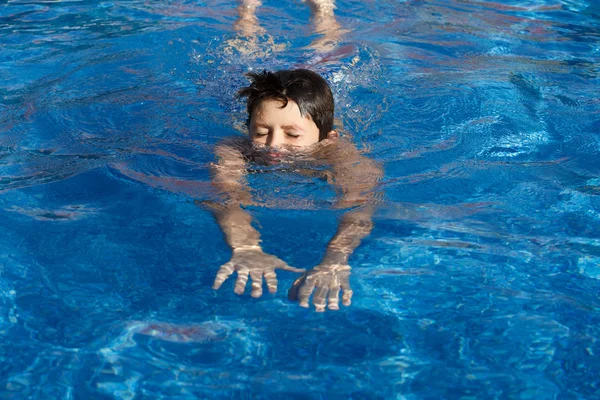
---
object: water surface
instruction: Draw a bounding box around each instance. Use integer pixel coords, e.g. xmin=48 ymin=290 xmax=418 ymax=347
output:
xmin=1 ymin=0 xmax=600 ymax=398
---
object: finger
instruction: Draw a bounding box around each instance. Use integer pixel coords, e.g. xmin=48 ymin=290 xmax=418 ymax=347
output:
xmin=298 ymin=277 xmax=316 ymax=308
xmin=213 ymin=262 xmax=235 ymax=290
xmin=328 ymin=286 xmax=341 ymax=310
xmin=234 ymin=266 xmax=250 ymax=295
xmin=250 ymin=269 xmax=263 ymax=298
xmin=342 ymin=289 xmax=354 ymax=306
xmin=340 ymin=277 xmax=353 ymax=306
xmin=287 ymin=275 xmax=306 ymax=301
xmin=277 ymin=261 xmax=305 ymax=274
xmin=264 ymin=270 xmax=278 ymax=294
xmin=313 ymin=287 xmax=328 ymax=312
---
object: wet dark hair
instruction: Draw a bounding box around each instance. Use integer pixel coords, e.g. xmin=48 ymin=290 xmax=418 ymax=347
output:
xmin=237 ymin=69 xmax=334 ymax=141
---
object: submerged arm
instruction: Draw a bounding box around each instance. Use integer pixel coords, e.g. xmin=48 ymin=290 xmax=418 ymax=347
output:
xmin=290 ymin=144 xmax=382 ymax=311
xmin=321 ymin=204 xmax=375 ymax=265
xmin=324 ymin=146 xmax=382 ymax=261
xmin=209 ymin=143 xmax=259 ymax=249
xmin=208 ymin=142 xmax=303 ymax=298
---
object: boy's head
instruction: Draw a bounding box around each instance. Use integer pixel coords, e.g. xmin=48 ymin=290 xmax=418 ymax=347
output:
xmin=238 ymin=69 xmax=336 ymax=149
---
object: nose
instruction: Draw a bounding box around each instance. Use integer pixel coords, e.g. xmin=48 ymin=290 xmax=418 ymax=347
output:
xmin=266 ymin=131 xmax=283 ymax=148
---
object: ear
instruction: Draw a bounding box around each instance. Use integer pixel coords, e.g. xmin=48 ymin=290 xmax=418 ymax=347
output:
xmin=327 ymin=130 xmax=339 ymax=139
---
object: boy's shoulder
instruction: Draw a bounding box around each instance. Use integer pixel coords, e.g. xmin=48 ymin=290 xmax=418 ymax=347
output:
xmin=215 ymin=136 xmax=252 ymax=151
xmin=213 ymin=136 xmax=253 ymax=160
xmin=311 ymin=136 xmax=362 ymax=162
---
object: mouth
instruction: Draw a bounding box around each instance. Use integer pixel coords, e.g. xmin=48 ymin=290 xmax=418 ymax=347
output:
xmin=251 ymin=144 xmax=301 ymax=165
xmin=266 ymin=151 xmax=282 ymax=164
xmin=267 ymin=150 xmax=283 ymax=158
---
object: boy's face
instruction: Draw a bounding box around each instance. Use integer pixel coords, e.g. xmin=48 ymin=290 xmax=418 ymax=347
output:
xmin=249 ymin=99 xmax=321 ymax=150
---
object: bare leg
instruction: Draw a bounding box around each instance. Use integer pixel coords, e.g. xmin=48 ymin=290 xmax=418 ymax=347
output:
xmin=306 ymin=0 xmax=349 ymax=53
xmin=307 ymin=0 xmax=336 ymax=20
xmin=226 ymin=0 xmax=286 ymax=57
xmin=234 ymin=0 xmax=265 ymax=37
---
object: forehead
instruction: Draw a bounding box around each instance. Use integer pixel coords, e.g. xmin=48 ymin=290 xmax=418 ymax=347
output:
xmin=251 ymin=98 xmax=310 ymax=122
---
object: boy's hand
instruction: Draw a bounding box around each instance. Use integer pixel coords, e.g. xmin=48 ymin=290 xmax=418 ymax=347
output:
xmin=213 ymin=247 xmax=304 ymax=298
xmin=288 ymin=263 xmax=353 ymax=312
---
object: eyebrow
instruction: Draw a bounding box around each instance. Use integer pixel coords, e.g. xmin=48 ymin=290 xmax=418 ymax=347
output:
xmin=282 ymin=125 xmax=305 ymax=132
xmin=252 ymin=123 xmax=306 ymax=133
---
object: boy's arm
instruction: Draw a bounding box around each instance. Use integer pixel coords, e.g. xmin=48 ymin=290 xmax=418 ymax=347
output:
xmin=208 ymin=142 xmax=260 ymax=248
xmin=324 ymin=145 xmax=382 ymax=262
xmin=289 ymin=142 xmax=382 ymax=311
xmin=321 ymin=205 xmax=375 ymax=265
xmin=207 ymin=141 xmax=303 ymax=298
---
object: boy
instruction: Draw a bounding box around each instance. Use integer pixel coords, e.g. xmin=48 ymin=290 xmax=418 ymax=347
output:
xmin=208 ymin=69 xmax=381 ymax=312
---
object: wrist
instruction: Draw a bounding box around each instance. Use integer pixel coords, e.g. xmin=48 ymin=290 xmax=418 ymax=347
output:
xmin=322 ymin=247 xmax=349 ymax=265
xmin=233 ymin=244 xmax=262 ymax=253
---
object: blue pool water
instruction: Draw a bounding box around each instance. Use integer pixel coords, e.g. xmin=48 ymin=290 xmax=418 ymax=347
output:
xmin=1 ymin=0 xmax=600 ymax=398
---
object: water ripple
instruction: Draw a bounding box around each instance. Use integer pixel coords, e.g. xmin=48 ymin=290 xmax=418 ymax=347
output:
xmin=1 ymin=0 xmax=600 ymax=398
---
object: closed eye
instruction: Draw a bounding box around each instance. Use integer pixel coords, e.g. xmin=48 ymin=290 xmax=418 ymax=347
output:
xmin=254 ymin=132 xmax=268 ymax=137
xmin=286 ymin=132 xmax=300 ymax=138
